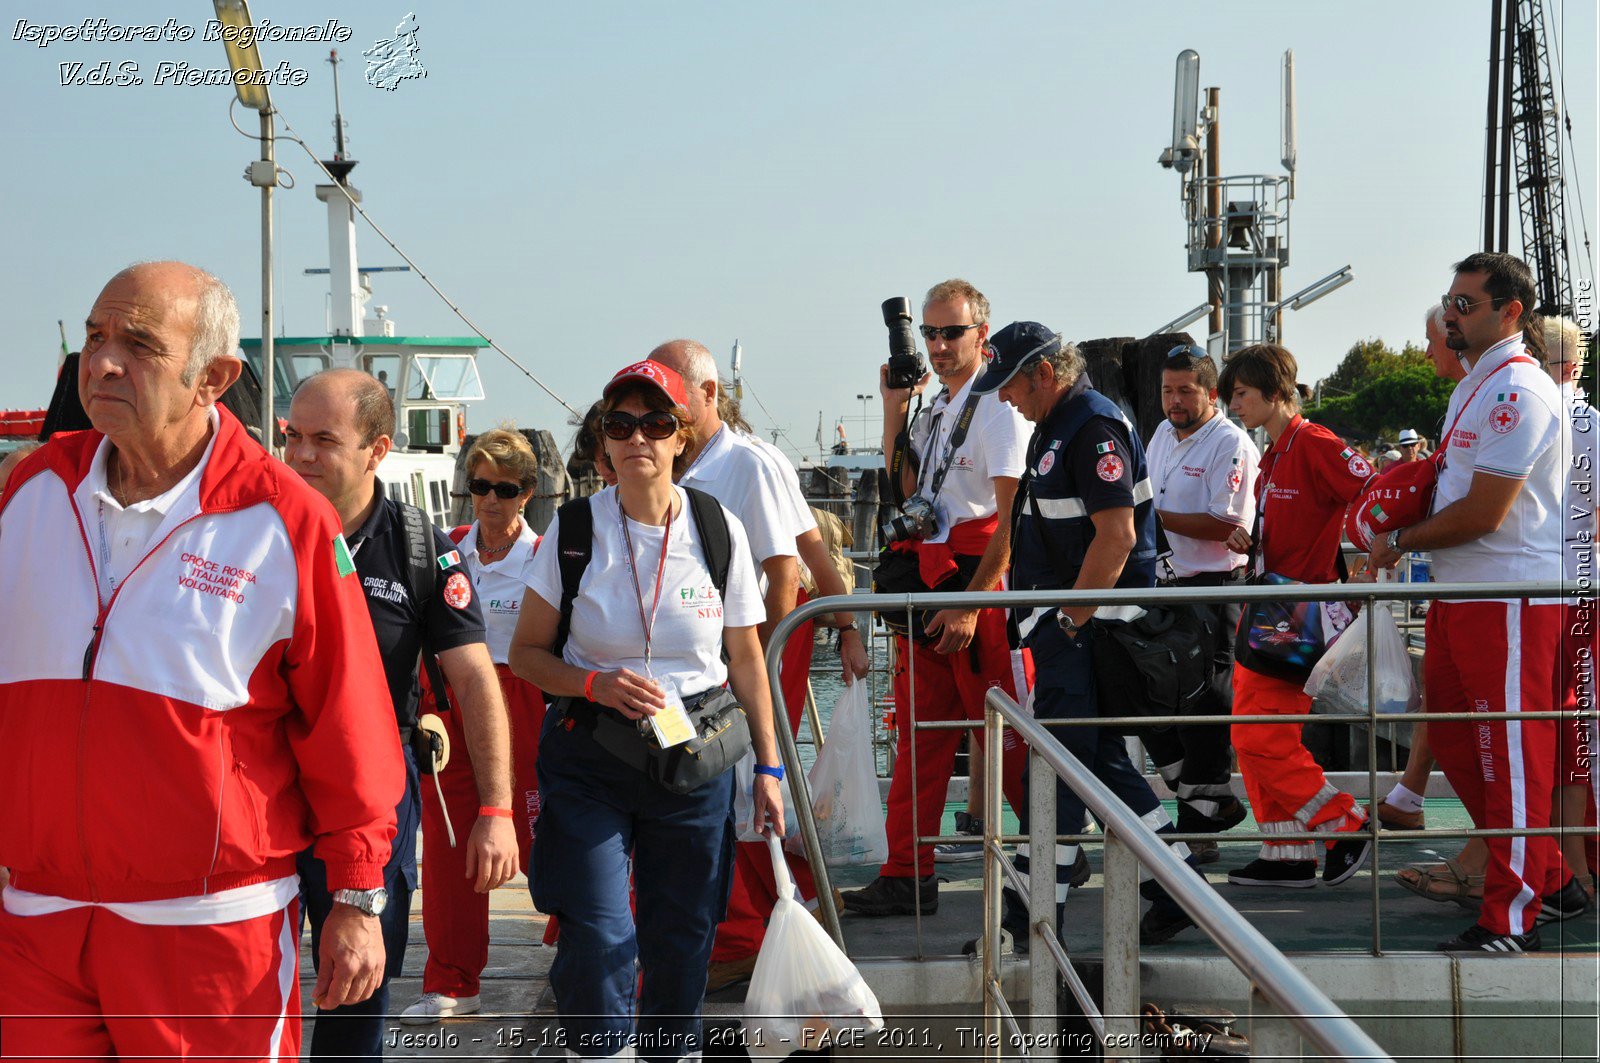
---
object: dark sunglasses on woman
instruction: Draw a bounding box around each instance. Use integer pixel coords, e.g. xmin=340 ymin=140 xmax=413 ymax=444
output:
xmin=601 ymin=410 xmax=679 ymax=441
xmin=467 ymin=478 xmax=525 ymax=500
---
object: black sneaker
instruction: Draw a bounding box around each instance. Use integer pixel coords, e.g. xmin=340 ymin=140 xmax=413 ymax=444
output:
xmin=1069 ymin=847 xmax=1093 ymax=888
xmin=1534 ymin=876 xmax=1593 ymax=926
xmin=840 ymin=874 xmax=938 ymax=916
xmin=1322 ymin=834 xmax=1373 ymax=886
xmin=1227 ymin=858 xmax=1317 ymax=888
xmin=1436 ymin=923 xmax=1542 ymax=953
xmin=1140 ymin=903 xmax=1196 ymax=946
xmin=935 ymin=811 xmax=984 ymax=864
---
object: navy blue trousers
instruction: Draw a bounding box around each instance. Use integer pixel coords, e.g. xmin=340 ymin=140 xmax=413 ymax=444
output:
xmin=297 ymin=745 xmax=420 ymax=1061
xmin=531 ymin=711 xmax=736 ymax=1063
xmin=1013 ymin=621 xmax=1185 ymax=916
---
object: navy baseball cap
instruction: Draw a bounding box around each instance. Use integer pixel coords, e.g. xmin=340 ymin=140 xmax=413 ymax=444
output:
xmin=972 ymin=321 xmax=1062 ymax=394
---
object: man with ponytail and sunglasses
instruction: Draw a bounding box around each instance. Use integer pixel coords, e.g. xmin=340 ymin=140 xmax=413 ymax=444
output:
xmin=285 ymin=370 xmax=518 ymax=1058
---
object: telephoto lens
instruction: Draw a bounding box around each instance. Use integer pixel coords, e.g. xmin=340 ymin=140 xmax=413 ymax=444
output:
xmin=881 ymin=297 xmax=924 ymax=390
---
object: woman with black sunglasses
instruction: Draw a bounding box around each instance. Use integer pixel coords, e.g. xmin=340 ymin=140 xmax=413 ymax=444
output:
xmin=405 ymin=428 xmax=547 ymax=1025
xmin=510 ymin=359 xmax=784 ymax=1062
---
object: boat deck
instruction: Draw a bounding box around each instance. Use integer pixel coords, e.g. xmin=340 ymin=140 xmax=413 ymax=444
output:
xmin=298 ymin=796 xmax=1600 ymax=1059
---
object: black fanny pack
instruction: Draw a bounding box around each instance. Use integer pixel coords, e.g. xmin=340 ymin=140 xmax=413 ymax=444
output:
xmin=1089 ymin=604 xmax=1221 ymax=722
xmin=872 ymin=547 xmax=982 ymax=644
xmin=557 ymin=688 xmax=750 ymax=795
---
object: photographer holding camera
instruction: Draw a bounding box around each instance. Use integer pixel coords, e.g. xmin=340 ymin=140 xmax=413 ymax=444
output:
xmin=841 ymin=279 xmax=1031 ymax=918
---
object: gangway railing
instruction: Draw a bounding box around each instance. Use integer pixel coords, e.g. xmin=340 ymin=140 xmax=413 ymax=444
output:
xmin=977 ymin=685 xmax=1395 ymax=1062
xmin=765 ymin=578 xmax=1576 ymax=960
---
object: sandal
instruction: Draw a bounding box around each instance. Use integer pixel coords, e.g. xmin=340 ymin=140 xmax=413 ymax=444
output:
xmin=1394 ymin=857 xmax=1485 ymax=909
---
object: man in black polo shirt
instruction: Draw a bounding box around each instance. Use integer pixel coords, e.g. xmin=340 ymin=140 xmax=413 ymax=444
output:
xmin=285 ymin=369 xmax=517 ymax=1060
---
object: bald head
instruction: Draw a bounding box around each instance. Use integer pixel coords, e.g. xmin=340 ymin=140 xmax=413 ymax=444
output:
xmin=647 ymin=339 xmax=720 ymax=432
xmin=294 ymin=368 xmax=395 ymax=445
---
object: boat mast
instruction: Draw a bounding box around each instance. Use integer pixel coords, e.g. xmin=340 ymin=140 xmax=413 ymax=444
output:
xmin=318 ymin=49 xmax=363 ymax=337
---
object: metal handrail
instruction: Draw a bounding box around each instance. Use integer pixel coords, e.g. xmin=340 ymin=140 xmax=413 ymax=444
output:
xmin=763 ymin=578 xmax=1571 ymax=951
xmin=981 ymin=686 xmax=1395 ymax=1062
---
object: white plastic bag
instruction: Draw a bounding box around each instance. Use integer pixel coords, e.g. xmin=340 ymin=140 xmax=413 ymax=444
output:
xmin=733 ymin=747 xmax=800 ymax=842
xmin=785 ymin=681 xmax=887 ymax=866
xmin=743 ymin=836 xmax=884 ymax=1058
xmin=1304 ymin=600 xmax=1417 ymax=715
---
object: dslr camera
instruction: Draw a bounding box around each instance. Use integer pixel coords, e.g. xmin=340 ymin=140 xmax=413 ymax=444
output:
xmin=881 ymin=297 xmax=925 ymax=390
xmin=881 ymin=494 xmax=937 ymax=544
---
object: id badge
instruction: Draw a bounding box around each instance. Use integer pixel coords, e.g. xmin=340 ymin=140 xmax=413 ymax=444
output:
xmin=648 ymin=681 xmax=695 ymax=748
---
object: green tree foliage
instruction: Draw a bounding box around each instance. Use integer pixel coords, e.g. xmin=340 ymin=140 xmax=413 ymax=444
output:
xmin=1304 ymin=339 xmax=1453 ymax=443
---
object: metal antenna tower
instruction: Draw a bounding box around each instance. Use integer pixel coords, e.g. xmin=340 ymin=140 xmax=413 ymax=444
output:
xmin=1158 ymin=49 xmax=1351 ymax=357
xmin=1484 ymin=0 xmax=1577 ymax=316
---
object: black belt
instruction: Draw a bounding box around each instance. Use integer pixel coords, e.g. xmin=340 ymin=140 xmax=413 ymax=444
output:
xmin=1160 ymin=567 xmax=1247 ymax=588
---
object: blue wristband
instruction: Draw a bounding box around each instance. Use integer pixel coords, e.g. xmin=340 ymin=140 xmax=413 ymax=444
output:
xmin=752 ymin=763 xmax=785 ymax=782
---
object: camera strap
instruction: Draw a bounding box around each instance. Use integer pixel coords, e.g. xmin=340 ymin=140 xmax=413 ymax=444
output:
xmin=886 ymin=392 xmax=922 ymax=507
xmin=918 ymin=389 xmax=981 ymax=506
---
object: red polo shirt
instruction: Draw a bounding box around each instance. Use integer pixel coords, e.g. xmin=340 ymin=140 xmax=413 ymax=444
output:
xmin=1256 ymin=415 xmax=1372 ymax=583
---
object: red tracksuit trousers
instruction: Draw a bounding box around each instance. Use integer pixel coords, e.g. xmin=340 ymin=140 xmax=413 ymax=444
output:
xmin=711 ymin=595 xmax=819 ymax=962
xmin=419 ymin=665 xmax=544 ymax=997
xmin=0 ymin=900 xmax=300 ymax=1061
xmin=1426 ymin=600 xmax=1565 ymax=935
xmin=881 ymin=607 xmax=1029 ymax=878
xmin=1231 ymin=666 xmax=1366 ymax=862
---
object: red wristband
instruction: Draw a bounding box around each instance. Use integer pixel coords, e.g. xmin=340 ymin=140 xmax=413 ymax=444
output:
xmin=478 ymin=806 xmax=513 ymax=819
xmin=584 ymin=670 xmax=599 ymax=701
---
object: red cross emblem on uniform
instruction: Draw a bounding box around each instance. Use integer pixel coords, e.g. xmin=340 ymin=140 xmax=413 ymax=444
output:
xmin=1488 ymin=402 xmax=1520 ymax=434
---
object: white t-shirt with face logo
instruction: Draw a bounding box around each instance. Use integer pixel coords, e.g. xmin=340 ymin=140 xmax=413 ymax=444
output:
xmin=524 ymin=486 xmax=766 ymax=697
xmin=462 ymin=518 xmax=541 ymax=665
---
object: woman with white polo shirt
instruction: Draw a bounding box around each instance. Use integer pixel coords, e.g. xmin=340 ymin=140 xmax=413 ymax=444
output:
xmin=405 ymin=428 xmax=547 ymax=1024
xmin=509 ymin=359 xmax=785 ymax=1062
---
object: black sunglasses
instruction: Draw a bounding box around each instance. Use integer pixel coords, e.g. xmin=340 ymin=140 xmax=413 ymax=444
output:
xmin=601 ymin=410 xmax=679 ymax=441
xmin=467 ymin=478 xmax=525 ymax=500
xmin=1441 ymin=293 xmax=1501 ymax=315
xmin=918 ymin=323 xmax=981 ymax=342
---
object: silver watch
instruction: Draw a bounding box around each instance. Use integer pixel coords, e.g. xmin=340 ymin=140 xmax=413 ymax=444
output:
xmin=1386 ymin=529 xmax=1404 ymax=555
xmin=333 ymin=887 xmax=388 ymax=917
xmin=1057 ymin=610 xmax=1081 ymax=639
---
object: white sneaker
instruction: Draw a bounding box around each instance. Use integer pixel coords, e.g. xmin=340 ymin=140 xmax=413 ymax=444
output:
xmin=399 ymin=992 xmax=481 ymax=1025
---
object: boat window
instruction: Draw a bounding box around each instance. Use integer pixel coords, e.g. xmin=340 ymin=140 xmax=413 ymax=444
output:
xmin=407 ymin=406 xmax=453 ymax=451
xmin=292 ymin=354 xmax=329 ymax=381
xmin=429 ymin=479 xmax=446 ymax=523
xmin=407 ymin=355 xmax=484 ymax=402
xmin=363 ymin=354 xmax=401 ymax=396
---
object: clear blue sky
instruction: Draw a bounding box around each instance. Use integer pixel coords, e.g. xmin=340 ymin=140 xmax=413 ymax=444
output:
xmin=3 ymin=1 xmax=1595 ymax=461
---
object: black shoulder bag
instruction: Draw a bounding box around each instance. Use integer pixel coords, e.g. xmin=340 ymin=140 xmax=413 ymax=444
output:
xmin=550 ymin=489 xmax=752 ymax=794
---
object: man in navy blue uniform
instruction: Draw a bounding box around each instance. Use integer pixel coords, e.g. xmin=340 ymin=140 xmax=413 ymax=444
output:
xmin=285 ymin=369 xmax=518 ymax=1060
xmin=973 ymin=322 xmax=1198 ymax=947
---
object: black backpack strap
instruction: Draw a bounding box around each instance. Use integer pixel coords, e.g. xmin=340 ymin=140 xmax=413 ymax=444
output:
xmin=400 ymin=503 xmax=453 ymax=724
xmin=553 ymin=496 xmax=595 ymax=657
xmin=683 ymin=486 xmax=731 ymax=599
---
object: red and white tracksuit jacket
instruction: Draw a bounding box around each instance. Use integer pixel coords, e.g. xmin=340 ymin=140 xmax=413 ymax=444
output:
xmin=0 ymin=408 xmax=403 ymax=905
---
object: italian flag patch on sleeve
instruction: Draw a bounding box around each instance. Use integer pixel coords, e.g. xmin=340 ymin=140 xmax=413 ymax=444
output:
xmin=333 ymin=534 xmax=357 ymax=578
xmin=437 ymin=550 xmax=462 ymax=570
xmin=1095 ymin=441 xmax=1115 ymax=454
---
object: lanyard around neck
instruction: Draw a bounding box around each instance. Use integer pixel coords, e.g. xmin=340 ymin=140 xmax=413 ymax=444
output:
xmin=618 ymin=495 xmax=674 ymax=668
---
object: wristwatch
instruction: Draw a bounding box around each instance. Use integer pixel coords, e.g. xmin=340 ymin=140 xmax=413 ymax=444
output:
xmin=1386 ymin=529 xmax=1404 ymax=555
xmin=1057 ymin=610 xmax=1082 ymax=639
xmin=333 ymin=887 xmax=388 ymax=917
xmin=836 ymin=620 xmax=859 ymax=635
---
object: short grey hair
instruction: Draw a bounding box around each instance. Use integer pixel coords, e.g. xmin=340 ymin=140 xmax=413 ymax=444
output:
xmin=1424 ymin=302 xmax=1446 ymax=333
xmin=185 ymin=269 xmax=241 ymax=385
xmin=1544 ymin=315 xmax=1587 ymax=368
xmin=114 ymin=262 xmax=240 ymax=386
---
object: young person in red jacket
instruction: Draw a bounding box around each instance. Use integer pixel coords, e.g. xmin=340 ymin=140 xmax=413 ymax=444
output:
xmin=1218 ymin=344 xmax=1374 ymax=890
